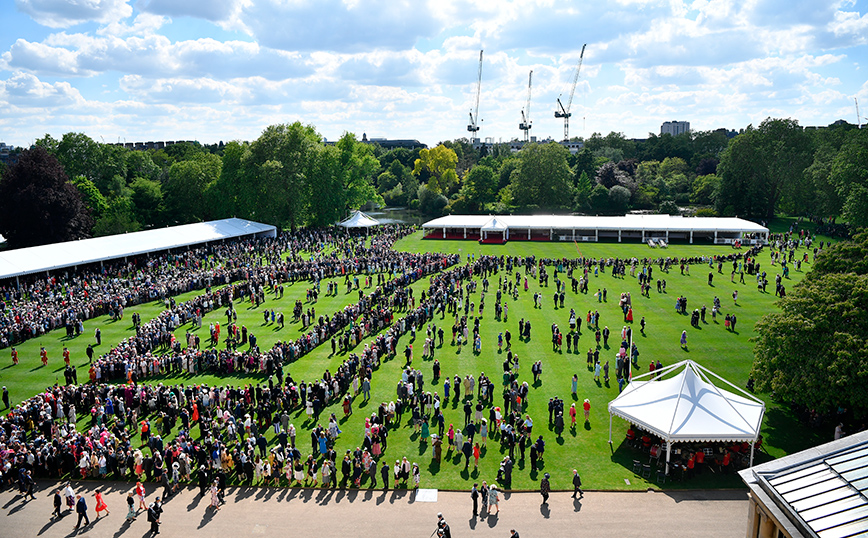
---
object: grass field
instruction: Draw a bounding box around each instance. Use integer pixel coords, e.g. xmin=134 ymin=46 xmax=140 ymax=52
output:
xmin=0 ymin=217 xmax=837 ymax=491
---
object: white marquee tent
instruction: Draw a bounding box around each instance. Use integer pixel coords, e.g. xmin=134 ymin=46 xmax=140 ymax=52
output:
xmin=0 ymin=218 xmax=276 ymax=282
xmin=608 ymin=359 xmax=765 ymax=473
xmin=338 ymin=211 xmax=380 ymax=229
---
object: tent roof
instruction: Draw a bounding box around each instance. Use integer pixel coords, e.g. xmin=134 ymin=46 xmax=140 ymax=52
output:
xmin=338 ymin=211 xmax=380 ymax=228
xmin=608 ymin=360 xmax=765 ymax=443
xmin=481 ymin=217 xmax=509 ymax=231
xmin=422 ymin=214 xmax=768 ymax=233
xmin=0 ymin=218 xmax=276 ymax=280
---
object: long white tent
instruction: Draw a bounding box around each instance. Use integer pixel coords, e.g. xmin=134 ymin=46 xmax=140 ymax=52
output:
xmin=608 ymin=359 xmax=765 ymax=473
xmin=0 ymin=218 xmax=276 ymax=281
xmin=423 ymin=214 xmax=769 ymax=244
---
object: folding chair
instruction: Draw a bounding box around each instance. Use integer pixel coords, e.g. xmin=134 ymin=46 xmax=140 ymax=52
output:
xmin=655 ymin=469 xmax=667 ymax=484
xmin=632 ymin=459 xmax=642 ymax=474
xmin=641 ymin=464 xmax=652 ymax=479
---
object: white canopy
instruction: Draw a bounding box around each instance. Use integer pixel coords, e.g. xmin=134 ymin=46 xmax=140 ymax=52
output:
xmin=608 ymin=360 xmax=765 ymax=471
xmin=0 ymin=218 xmax=276 ymax=280
xmin=481 ymin=217 xmax=509 ymax=232
xmin=338 ymin=211 xmax=380 ymax=228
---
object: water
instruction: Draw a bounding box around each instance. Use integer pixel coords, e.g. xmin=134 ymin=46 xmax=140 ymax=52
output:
xmin=366 ymin=207 xmax=425 ymax=225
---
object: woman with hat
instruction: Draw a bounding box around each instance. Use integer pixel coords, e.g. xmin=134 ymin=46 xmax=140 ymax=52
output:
xmin=540 ymin=473 xmax=551 ymax=504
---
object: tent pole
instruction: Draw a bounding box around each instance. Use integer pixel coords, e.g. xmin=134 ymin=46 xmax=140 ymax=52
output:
xmin=666 ymin=440 xmax=672 ymax=475
xmin=608 ymin=413 xmax=612 ymax=444
xmin=750 ymin=443 xmax=755 ymax=468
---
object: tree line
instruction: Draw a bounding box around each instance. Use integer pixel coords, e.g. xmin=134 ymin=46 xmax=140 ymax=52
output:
xmin=0 ymin=118 xmax=865 ymax=249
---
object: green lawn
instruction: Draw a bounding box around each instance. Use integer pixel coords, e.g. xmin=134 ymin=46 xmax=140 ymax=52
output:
xmin=0 ymin=218 xmax=836 ymax=491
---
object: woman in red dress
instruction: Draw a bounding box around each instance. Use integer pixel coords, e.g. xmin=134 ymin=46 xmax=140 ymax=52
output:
xmin=94 ymin=489 xmax=109 ymax=517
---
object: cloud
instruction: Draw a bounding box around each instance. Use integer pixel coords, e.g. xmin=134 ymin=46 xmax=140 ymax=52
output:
xmin=4 ymin=34 xmax=314 ymax=81
xmin=3 ymin=38 xmax=89 ymax=76
xmin=120 ymin=75 xmax=234 ymax=103
xmin=240 ymin=0 xmax=441 ymax=52
xmin=0 ymin=71 xmax=83 ymax=107
xmin=139 ymin=0 xmax=241 ymax=22
xmin=15 ymin=0 xmax=132 ymax=28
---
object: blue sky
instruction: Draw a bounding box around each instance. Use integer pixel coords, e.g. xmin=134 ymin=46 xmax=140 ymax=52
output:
xmin=1 ymin=0 xmax=867 ymax=148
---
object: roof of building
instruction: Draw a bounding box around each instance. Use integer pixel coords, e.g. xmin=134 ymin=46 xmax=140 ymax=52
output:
xmin=422 ymin=214 xmax=769 ymax=233
xmin=740 ymin=430 xmax=868 ymax=538
xmin=0 ymin=218 xmax=276 ymax=280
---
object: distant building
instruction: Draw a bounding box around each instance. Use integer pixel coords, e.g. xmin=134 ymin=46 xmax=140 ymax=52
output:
xmin=0 ymin=143 xmax=18 ymax=167
xmin=359 ymin=133 xmax=427 ymax=150
xmin=661 ymin=121 xmax=690 ymax=136
xmin=505 ymin=138 xmax=584 ymax=154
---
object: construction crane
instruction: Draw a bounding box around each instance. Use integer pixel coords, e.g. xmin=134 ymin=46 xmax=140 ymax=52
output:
xmin=857 ymin=98 xmax=863 ymax=128
xmin=519 ymin=70 xmax=533 ymax=142
xmin=555 ymin=43 xmax=586 ymax=141
xmin=467 ymin=50 xmax=483 ymax=139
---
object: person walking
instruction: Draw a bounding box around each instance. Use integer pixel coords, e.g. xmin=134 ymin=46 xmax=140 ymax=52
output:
xmin=209 ymin=480 xmax=221 ymax=511
xmin=510 ymin=530 xmax=521 ymax=538
xmin=680 ymin=330 xmax=688 ymax=350
xmin=471 ymin=483 xmax=479 ymax=517
xmin=22 ymin=469 xmax=36 ymax=500
xmin=74 ymin=494 xmax=90 ymax=531
xmin=540 ymin=473 xmax=551 ymax=504
xmin=94 ymin=489 xmax=109 ymax=518
xmin=583 ymin=398 xmax=591 ymax=423
xmin=126 ymin=491 xmax=137 ymax=521
xmin=52 ymin=489 xmax=62 ymax=519
xmin=572 ymin=469 xmax=583 ymax=498
xmin=488 ymin=484 xmax=500 ymax=514
xmin=136 ymin=480 xmax=147 ymax=511
xmin=147 ymin=497 xmax=162 ymax=535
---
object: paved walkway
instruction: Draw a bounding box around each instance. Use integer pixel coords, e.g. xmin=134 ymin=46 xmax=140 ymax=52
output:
xmin=2 ymin=481 xmax=749 ymax=537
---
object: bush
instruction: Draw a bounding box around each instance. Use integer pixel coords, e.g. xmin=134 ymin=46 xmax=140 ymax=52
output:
xmin=418 ymin=185 xmax=448 ymax=215
xmin=658 ymin=200 xmax=680 ymax=215
xmin=694 ymin=207 xmax=718 ymax=217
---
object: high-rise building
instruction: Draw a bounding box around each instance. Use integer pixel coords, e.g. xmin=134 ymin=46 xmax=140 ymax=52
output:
xmin=661 ymin=121 xmax=690 ymax=136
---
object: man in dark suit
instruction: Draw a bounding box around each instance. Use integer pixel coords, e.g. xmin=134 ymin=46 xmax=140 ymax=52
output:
xmin=74 ymin=494 xmax=90 ymax=530
xmin=147 ymin=497 xmax=162 ymax=535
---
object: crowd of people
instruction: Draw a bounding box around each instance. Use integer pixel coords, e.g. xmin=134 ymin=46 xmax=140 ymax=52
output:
xmin=0 ymin=221 xmax=824 ymax=524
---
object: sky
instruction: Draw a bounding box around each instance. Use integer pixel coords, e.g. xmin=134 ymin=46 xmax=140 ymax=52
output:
xmin=1 ymin=0 xmax=867 ymax=148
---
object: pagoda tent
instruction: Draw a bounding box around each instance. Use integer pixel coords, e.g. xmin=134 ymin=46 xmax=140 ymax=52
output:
xmin=608 ymin=359 xmax=765 ymax=474
xmin=338 ymin=211 xmax=380 ymax=230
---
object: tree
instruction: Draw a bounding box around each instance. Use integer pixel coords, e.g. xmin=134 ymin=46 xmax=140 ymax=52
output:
xmin=0 ymin=146 xmax=93 ymax=247
xmin=657 ymin=200 xmax=680 ymax=215
xmin=413 ymin=145 xmax=459 ymax=194
xmin=690 ymin=174 xmax=720 ymax=205
xmin=831 ymin=129 xmax=868 ymax=227
xmin=717 ymin=118 xmax=813 ymax=218
xmin=242 ymin=122 xmax=320 ymax=230
xmin=163 ymin=153 xmax=221 ymax=224
xmin=129 ymin=177 xmax=164 ymax=227
xmin=509 ymin=143 xmax=573 ymax=210
xmin=72 ymin=175 xmax=108 ymax=218
xmin=608 ymin=185 xmax=631 ymax=214
xmin=588 ymin=184 xmax=609 ymax=213
xmin=573 ymin=170 xmax=593 ymax=210
xmin=462 ymin=164 xmax=498 ymax=211
xmin=595 ymin=162 xmax=628 ymax=189
xmin=752 ymin=232 xmax=868 ymax=414
xmin=570 ymin=148 xmax=597 ymax=184
xmin=93 ymin=196 xmax=140 ymax=236
xmin=417 ymin=185 xmax=447 ymax=215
